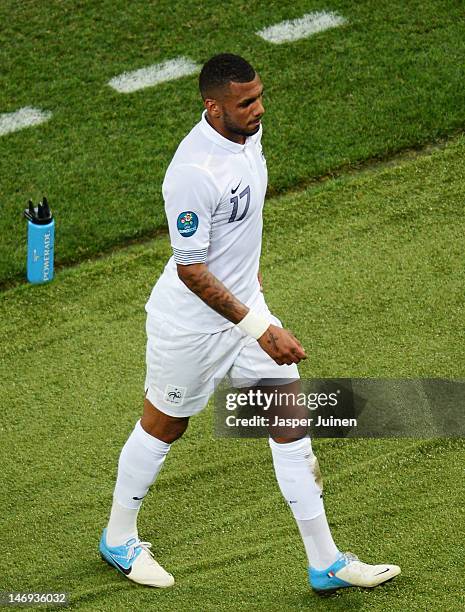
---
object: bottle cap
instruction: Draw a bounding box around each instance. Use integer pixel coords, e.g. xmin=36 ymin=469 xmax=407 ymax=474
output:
xmin=24 ymin=197 xmax=53 ymax=225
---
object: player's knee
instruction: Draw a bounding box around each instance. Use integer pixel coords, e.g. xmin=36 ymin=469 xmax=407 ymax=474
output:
xmin=165 ymin=418 xmax=189 ymax=443
xmin=141 ymin=397 xmax=189 ymax=443
xmin=141 ymin=415 xmax=189 ymax=444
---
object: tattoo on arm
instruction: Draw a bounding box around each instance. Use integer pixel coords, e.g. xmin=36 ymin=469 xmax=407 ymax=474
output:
xmin=178 ymin=264 xmax=248 ymax=323
xmin=263 ymin=328 xmax=279 ymax=351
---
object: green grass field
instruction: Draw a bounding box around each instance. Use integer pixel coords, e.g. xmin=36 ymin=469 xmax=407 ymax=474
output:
xmin=2 ymin=132 xmax=465 ymax=610
xmin=1 ymin=0 xmax=465 ymax=284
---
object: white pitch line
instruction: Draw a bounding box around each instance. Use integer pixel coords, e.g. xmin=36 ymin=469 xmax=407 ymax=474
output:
xmin=256 ymin=11 xmax=347 ymax=44
xmin=108 ymin=56 xmax=201 ymax=93
xmin=0 ymin=107 xmax=52 ymax=136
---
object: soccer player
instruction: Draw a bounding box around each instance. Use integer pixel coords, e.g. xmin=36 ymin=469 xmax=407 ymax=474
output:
xmin=99 ymin=53 xmax=401 ymax=593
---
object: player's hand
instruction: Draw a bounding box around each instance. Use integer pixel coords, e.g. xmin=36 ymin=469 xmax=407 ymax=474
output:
xmin=258 ymin=271 xmax=263 ymax=292
xmin=257 ymin=324 xmax=307 ymax=365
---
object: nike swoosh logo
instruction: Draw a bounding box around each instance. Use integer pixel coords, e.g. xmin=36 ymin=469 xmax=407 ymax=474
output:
xmin=231 ymin=180 xmax=242 ymax=194
xmin=132 ymin=495 xmax=145 ymax=500
xmin=109 ymin=556 xmax=132 ymax=575
xmin=375 ymin=568 xmax=391 ymax=575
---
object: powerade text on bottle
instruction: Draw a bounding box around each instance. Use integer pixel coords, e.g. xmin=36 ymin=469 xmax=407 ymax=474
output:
xmin=24 ymin=197 xmax=55 ymax=284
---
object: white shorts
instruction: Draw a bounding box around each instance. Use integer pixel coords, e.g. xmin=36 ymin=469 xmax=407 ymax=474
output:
xmin=144 ymin=305 xmax=300 ymax=418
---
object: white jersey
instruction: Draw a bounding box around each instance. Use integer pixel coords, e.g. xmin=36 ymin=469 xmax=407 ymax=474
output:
xmin=145 ymin=110 xmax=268 ymax=332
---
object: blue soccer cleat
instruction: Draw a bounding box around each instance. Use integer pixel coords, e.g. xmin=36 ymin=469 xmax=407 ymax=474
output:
xmin=99 ymin=528 xmax=174 ymax=587
xmin=309 ymin=551 xmax=400 ymax=592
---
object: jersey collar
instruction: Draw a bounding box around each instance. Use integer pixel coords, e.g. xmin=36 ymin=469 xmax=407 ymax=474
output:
xmin=199 ymin=110 xmax=246 ymax=153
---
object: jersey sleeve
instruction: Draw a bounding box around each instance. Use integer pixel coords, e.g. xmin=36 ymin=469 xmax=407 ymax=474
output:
xmin=162 ymin=164 xmax=219 ymax=265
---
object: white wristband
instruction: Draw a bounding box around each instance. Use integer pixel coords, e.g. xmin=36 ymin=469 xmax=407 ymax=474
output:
xmin=237 ymin=310 xmax=270 ymax=339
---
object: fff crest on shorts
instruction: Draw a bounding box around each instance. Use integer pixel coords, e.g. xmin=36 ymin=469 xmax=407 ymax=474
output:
xmin=177 ymin=211 xmax=198 ymax=237
xmin=164 ymin=384 xmax=187 ymax=405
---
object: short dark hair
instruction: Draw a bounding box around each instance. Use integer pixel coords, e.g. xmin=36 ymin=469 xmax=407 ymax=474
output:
xmin=199 ymin=53 xmax=256 ymax=100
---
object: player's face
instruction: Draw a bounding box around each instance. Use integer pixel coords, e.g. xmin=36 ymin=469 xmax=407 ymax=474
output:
xmin=221 ymin=75 xmax=265 ymax=137
xmin=206 ymin=74 xmax=265 ymax=143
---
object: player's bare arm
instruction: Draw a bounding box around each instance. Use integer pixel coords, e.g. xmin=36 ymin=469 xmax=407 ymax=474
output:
xmin=177 ymin=262 xmax=247 ymax=323
xmin=177 ymin=262 xmax=306 ymax=365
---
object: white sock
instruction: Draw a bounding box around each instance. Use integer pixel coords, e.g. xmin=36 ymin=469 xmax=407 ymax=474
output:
xmin=106 ymin=499 xmax=140 ymax=547
xmin=269 ymin=437 xmax=339 ymax=570
xmin=296 ymin=513 xmax=339 ymax=570
xmin=106 ymin=420 xmax=171 ymax=547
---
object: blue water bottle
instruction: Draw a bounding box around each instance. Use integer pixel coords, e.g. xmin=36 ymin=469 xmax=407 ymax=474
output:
xmin=24 ymin=197 xmax=55 ymax=284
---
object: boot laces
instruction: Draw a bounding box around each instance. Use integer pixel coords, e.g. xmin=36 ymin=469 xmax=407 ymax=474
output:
xmin=341 ymin=551 xmax=359 ymax=565
xmin=127 ymin=540 xmax=153 ymax=562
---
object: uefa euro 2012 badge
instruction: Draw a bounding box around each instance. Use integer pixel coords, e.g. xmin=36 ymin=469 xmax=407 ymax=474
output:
xmin=177 ymin=211 xmax=198 ymax=237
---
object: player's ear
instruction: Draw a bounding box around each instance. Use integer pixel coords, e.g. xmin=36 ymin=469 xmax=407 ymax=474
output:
xmin=204 ymin=98 xmax=222 ymax=118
